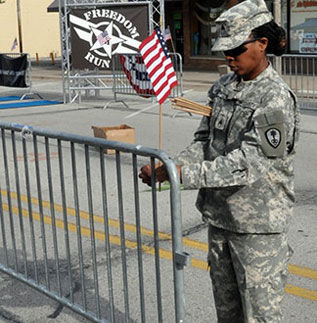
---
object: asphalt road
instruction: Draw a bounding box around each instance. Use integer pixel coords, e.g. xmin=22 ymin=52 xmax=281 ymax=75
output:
xmin=0 ymin=64 xmax=316 ymax=323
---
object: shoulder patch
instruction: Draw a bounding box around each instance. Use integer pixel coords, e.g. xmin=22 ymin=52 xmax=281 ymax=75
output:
xmin=265 ymin=128 xmax=281 ymax=148
xmin=254 ymin=111 xmax=286 ymax=158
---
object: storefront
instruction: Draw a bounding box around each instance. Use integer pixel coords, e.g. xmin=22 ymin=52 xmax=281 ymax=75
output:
xmin=290 ymin=0 xmax=317 ymax=54
xmin=165 ymin=0 xmax=317 ymax=71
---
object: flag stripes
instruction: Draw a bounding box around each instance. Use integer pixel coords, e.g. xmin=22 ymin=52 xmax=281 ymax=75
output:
xmin=139 ymin=28 xmax=178 ymax=104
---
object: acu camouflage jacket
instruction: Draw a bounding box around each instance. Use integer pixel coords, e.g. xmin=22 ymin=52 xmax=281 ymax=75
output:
xmin=174 ymin=64 xmax=300 ymax=233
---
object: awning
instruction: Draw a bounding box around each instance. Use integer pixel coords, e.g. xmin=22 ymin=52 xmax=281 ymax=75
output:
xmin=47 ymin=0 xmax=58 ymax=13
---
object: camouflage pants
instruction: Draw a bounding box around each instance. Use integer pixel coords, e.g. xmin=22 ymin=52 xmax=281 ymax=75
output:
xmin=207 ymin=225 xmax=293 ymax=323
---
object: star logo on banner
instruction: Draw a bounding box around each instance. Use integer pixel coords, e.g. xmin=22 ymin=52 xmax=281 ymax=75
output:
xmin=90 ymin=21 xmax=125 ymax=58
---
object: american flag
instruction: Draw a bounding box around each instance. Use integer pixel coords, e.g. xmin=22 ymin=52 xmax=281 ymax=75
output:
xmin=11 ymin=37 xmax=18 ymax=51
xmin=97 ymin=29 xmax=110 ymax=46
xmin=139 ymin=27 xmax=178 ymax=105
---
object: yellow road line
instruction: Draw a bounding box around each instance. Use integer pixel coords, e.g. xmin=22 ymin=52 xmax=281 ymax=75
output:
xmin=286 ymin=284 xmax=317 ymax=302
xmin=2 ymin=189 xmax=317 ymax=282
xmin=1 ymin=203 xmax=171 ymax=260
xmin=2 ymin=202 xmax=317 ymax=303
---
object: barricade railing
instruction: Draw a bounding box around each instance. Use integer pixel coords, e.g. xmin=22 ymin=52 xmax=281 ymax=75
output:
xmin=106 ymin=53 xmax=183 ymax=109
xmin=270 ymin=54 xmax=317 ymax=110
xmin=0 ymin=122 xmax=189 ymax=322
xmin=68 ymin=69 xmax=114 ymax=104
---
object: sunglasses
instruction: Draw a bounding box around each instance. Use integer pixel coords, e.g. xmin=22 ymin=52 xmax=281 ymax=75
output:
xmin=223 ymin=39 xmax=259 ymax=58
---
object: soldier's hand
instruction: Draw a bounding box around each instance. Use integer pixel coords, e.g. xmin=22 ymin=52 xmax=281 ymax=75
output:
xmin=138 ymin=163 xmax=162 ymax=186
xmin=139 ymin=164 xmax=153 ymax=186
xmin=138 ymin=163 xmax=182 ymax=186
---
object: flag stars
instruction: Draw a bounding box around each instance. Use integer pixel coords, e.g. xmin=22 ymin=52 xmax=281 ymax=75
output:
xmin=155 ymin=28 xmax=169 ymax=57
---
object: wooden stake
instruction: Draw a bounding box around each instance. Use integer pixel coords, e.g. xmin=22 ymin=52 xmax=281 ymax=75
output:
xmin=159 ymin=104 xmax=162 ymax=150
xmin=159 ymin=104 xmax=162 ymax=192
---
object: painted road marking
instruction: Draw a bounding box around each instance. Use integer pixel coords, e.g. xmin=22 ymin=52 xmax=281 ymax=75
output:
xmin=1 ymin=190 xmax=317 ymax=302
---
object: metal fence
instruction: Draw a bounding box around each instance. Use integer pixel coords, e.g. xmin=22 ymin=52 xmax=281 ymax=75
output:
xmin=0 ymin=122 xmax=189 ymax=322
xmin=270 ymin=54 xmax=317 ymax=110
xmin=106 ymin=53 xmax=183 ymax=109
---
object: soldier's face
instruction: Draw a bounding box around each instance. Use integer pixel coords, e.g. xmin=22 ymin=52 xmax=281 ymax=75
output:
xmin=223 ymin=37 xmax=269 ymax=81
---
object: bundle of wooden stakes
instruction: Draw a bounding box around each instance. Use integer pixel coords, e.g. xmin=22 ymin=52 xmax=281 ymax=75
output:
xmin=171 ymin=97 xmax=212 ymax=117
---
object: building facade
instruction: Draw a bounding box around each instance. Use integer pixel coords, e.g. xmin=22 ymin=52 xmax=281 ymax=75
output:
xmin=165 ymin=0 xmax=317 ymax=71
xmin=0 ymin=0 xmax=60 ymax=59
xmin=1 ymin=0 xmax=317 ymax=69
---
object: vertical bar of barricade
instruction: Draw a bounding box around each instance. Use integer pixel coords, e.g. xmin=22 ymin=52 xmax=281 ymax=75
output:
xmin=116 ymin=151 xmax=130 ymax=322
xmin=313 ymin=58 xmax=316 ymax=107
xmin=150 ymin=158 xmax=163 ymax=322
xmin=99 ymin=147 xmax=115 ymax=322
xmin=300 ymin=56 xmax=303 ymax=104
xmin=132 ymin=154 xmax=146 ymax=323
xmin=58 ymin=139 xmax=74 ymax=302
xmin=33 ymin=134 xmax=50 ymax=289
xmin=70 ymin=142 xmax=87 ymax=311
xmin=1 ymin=129 xmax=18 ymax=271
xmin=306 ymin=58 xmax=309 ymax=108
xmin=85 ymin=144 xmax=101 ymax=319
xmin=0 ymin=177 xmax=9 ymax=267
xmin=165 ymin=158 xmax=186 ymax=323
xmin=294 ymin=57 xmax=298 ymax=94
xmin=12 ymin=130 xmax=28 ymax=276
xmin=22 ymin=135 xmax=39 ymax=282
xmin=45 ymin=137 xmax=62 ymax=296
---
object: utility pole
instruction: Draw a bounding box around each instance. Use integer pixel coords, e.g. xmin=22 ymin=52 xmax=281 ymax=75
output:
xmin=16 ymin=0 xmax=23 ymax=53
xmin=273 ymin=0 xmax=282 ymax=75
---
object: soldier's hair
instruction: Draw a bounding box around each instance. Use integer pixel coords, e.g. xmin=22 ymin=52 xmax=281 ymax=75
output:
xmin=251 ymin=20 xmax=286 ymax=56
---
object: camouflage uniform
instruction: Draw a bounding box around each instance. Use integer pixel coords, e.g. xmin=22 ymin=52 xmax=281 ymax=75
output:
xmin=176 ymin=65 xmax=300 ymax=234
xmin=174 ymin=1 xmax=300 ymax=321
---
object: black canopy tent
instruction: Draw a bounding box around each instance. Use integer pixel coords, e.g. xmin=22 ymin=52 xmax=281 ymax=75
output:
xmin=47 ymin=0 xmax=58 ymax=13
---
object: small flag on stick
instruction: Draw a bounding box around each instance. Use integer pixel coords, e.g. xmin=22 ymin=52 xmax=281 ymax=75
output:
xmin=139 ymin=27 xmax=178 ymax=105
xmin=97 ymin=29 xmax=110 ymax=46
xmin=163 ymin=27 xmax=172 ymax=41
xmin=11 ymin=37 xmax=18 ymax=51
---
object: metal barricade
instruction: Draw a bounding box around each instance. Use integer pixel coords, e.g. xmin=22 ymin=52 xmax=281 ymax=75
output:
xmin=68 ymin=70 xmax=114 ymax=104
xmin=270 ymin=54 xmax=317 ymax=110
xmin=107 ymin=53 xmax=183 ymax=108
xmin=0 ymin=122 xmax=189 ymax=323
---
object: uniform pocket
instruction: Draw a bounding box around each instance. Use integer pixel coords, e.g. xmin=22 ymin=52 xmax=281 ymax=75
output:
xmin=243 ymin=272 xmax=285 ymax=319
xmin=226 ymin=102 xmax=255 ymax=147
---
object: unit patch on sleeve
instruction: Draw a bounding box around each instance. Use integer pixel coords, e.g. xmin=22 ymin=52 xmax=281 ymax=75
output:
xmin=254 ymin=111 xmax=286 ymax=158
xmin=265 ymin=128 xmax=281 ymax=148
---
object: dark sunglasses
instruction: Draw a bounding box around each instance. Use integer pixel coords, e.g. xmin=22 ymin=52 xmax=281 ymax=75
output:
xmin=223 ymin=39 xmax=259 ymax=58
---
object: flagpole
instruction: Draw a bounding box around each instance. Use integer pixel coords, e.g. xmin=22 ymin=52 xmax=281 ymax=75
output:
xmin=168 ymin=25 xmax=177 ymax=53
xmin=16 ymin=0 xmax=23 ymax=53
xmin=158 ymin=103 xmax=162 ymax=191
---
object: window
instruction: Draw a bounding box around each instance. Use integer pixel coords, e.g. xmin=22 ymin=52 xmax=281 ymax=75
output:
xmin=191 ymin=1 xmax=225 ymax=57
xmin=290 ymin=0 xmax=317 ymax=53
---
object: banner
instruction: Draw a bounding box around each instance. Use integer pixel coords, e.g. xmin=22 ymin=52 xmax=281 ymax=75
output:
xmin=70 ymin=4 xmax=149 ymax=70
xmin=0 ymin=54 xmax=27 ymax=88
xmin=120 ymin=55 xmax=155 ymax=97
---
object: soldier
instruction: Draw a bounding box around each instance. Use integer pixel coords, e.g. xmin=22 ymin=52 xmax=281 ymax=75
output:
xmin=139 ymin=0 xmax=300 ymax=322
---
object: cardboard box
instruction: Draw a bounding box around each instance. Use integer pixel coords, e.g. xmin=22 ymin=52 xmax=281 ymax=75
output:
xmin=92 ymin=124 xmax=135 ymax=154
